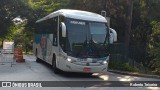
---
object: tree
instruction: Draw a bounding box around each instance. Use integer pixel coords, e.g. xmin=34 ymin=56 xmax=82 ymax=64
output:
xmin=0 ymin=0 xmax=13 ymax=44
xmin=148 ymin=21 xmax=160 ymax=72
xmin=127 ymin=0 xmax=160 ymax=74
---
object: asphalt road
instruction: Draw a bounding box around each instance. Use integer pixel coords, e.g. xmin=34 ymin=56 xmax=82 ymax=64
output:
xmin=0 ymin=54 xmax=159 ymax=90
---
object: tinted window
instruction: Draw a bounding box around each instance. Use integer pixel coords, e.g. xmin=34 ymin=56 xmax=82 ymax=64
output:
xmin=35 ymin=17 xmax=58 ymax=34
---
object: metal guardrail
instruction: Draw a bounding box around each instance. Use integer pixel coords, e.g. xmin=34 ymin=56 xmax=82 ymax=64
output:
xmin=0 ymin=49 xmax=15 ymax=67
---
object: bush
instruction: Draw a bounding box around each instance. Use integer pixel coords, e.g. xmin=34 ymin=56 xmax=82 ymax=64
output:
xmin=109 ymin=61 xmax=138 ymax=72
xmin=152 ymin=68 xmax=160 ymax=75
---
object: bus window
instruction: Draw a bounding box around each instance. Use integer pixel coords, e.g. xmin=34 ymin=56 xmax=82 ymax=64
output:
xmin=35 ymin=17 xmax=58 ymax=34
xmin=53 ymin=34 xmax=57 ymax=46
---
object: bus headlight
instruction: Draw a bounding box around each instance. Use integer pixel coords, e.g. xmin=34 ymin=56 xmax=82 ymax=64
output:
xmin=67 ymin=58 xmax=72 ymax=62
xmin=103 ymin=60 xmax=108 ymax=64
xmin=67 ymin=58 xmax=76 ymax=62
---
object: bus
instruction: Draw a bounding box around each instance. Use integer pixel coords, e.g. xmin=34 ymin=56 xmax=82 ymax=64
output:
xmin=33 ymin=9 xmax=117 ymax=74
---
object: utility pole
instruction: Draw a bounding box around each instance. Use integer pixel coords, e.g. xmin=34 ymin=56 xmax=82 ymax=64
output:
xmin=101 ymin=0 xmax=111 ymax=27
xmin=124 ymin=0 xmax=133 ymax=62
xmin=103 ymin=0 xmax=107 ymax=12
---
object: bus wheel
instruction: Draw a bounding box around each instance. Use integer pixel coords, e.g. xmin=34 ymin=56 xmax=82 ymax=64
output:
xmin=36 ymin=57 xmax=41 ymax=62
xmin=86 ymin=73 xmax=93 ymax=76
xmin=36 ymin=49 xmax=41 ymax=62
xmin=52 ymin=54 xmax=60 ymax=74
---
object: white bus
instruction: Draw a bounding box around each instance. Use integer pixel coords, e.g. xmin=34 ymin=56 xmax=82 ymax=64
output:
xmin=33 ymin=9 xmax=117 ymax=74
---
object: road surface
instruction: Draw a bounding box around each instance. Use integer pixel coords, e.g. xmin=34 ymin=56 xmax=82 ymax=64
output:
xmin=0 ymin=54 xmax=159 ymax=90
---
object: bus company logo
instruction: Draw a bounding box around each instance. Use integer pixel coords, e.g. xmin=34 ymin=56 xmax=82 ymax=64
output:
xmin=41 ymin=36 xmax=47 ymax=48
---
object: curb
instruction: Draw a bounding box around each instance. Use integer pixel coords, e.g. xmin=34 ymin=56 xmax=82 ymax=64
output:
xmin=108 ymin=69 xmax=160 ymax=79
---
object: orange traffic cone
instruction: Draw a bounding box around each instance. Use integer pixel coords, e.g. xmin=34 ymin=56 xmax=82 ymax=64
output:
xmin=14 ymin=48 xmax=25 ymax=62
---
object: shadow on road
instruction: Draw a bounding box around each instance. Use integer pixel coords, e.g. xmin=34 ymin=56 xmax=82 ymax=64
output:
xmin=36 ymin=60 xmax=100 ymax=78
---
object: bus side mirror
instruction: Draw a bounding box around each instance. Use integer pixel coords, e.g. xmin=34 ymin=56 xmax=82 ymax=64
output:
xmin=109 ymin=28 xmax=117 ymax=44
xmin=61 ymin=22 xmax=66 ymax=37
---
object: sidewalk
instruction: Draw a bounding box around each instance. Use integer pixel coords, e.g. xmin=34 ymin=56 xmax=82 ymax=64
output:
xmin=108 ymin=69 xmax=160 ymax=79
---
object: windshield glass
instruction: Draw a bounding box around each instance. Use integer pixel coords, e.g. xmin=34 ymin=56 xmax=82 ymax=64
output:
xmin=89 ymin=23 xmax=107 ymax=44
xmin=65 ymin=18 xmax=109 ymax=58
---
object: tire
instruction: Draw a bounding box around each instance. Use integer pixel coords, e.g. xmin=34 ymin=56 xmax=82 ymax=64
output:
xmin=36 ymin=57 xmax=41 ymax=63
xmin=35 ymin=49 xmax=41 ymax=63
xmin=86 ymin=73 xmax=93 ymax=76
xmin=52 ymin=54 xmax=60 ymax=74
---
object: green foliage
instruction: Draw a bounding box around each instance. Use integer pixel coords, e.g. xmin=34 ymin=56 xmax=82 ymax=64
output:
xmin=4 ymin=24 xmax=22 ymax=41
xmin=152 ymin=68 xmax=160 ymax=75
xmin=109 ymin=61 xmax=138 ymax=72
xmin=148 ymin=21 xmax=160 ymax=70
xmin=130 ymin=0 xmax=160 ymax=72
xmin=150 ymin=21 xmax=160 ymax=44
xmin=27 ymin=0 xmax=66 ymax=19
xmin=0 ymin=0 xmax=160 ymax=74
xmin=0 ymin=0 xmax=13 ymax=39
xmin=0 ymin=0 xmax=65 ymax=52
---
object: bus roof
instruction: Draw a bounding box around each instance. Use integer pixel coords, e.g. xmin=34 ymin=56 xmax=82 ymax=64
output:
xmin=36 ymin=9 xmax=107 ymax=23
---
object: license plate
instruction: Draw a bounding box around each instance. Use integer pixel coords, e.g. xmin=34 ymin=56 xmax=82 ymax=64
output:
xmin=83 ymin=68 xmax=91 ymax=71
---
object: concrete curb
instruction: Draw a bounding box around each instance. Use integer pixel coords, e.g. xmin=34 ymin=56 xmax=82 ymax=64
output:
xmin=108 ymin=69 xmax=160 ymax=79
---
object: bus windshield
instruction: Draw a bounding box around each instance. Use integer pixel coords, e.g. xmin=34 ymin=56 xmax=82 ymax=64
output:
xmin=65 ymin=18 xmax=109 ymax=58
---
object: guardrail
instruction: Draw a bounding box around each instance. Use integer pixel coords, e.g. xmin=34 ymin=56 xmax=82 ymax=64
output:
xmin=0 ymin=49 xmax=15 ymax=67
